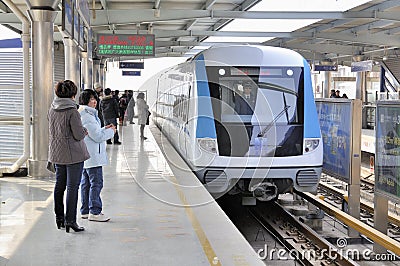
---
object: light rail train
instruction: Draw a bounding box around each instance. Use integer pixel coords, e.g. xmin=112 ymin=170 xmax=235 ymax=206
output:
xmin=153 ymin=45 xmax=322 ymax=201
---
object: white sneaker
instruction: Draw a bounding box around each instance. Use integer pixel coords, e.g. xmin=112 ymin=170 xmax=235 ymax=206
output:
xmin=81 ymin=214 xmax=89 ymax=219
xmin=88 ymin=213 xmax=110 ymax=222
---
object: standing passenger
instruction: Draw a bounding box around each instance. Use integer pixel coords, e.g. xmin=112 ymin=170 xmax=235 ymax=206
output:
xmin=329 ymin=89 xmax=337 ymax=98
xmin=100 ymin=88 xmax=121 ymax=145
xmin=48 ymin=80 xmax=89 ymax=233
xmin=136 ymin=92 xmax=150 ymax=140
xmin=126 ymin=96 xmax=135 ymax=124
xmin=93 ymin=82 xmax=104 ymax=127
xmin=78 ymin=89 xmax=115 ymax=222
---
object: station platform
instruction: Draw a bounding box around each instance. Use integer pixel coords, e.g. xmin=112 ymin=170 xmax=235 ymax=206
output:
xmin=0 ymin=123 xmax=263 ymax=266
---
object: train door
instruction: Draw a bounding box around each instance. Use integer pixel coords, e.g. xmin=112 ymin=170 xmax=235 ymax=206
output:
xmin=177 ymin=81 xmax=191 ymax=157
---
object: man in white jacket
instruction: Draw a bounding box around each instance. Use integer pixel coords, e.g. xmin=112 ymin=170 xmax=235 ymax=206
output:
xmin=78 ymin=89 xmax=116 ymax=222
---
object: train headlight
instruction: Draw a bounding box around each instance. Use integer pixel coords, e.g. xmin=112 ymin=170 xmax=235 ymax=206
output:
xmin=304 ymin=139 xmax=320 ymax=153
xmin=197 ymin=138 xmax=217 ymax=154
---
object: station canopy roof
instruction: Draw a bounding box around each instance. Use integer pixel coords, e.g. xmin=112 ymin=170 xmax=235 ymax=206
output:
xmin=0 ymin=0 xmax=399 ymax=65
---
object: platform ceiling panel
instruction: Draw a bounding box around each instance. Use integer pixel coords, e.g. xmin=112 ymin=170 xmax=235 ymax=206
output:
xmin=0 ymin=0 xmax=399 ymax=63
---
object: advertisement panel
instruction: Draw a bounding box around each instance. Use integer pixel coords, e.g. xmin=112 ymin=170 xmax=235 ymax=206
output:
xmin=375 ymin=102 xmax=400 ymax=202
xmin=62 ymin=0 xmax=73 ymax=38
xmin=316 ymin=100 xmax=352 ymax=182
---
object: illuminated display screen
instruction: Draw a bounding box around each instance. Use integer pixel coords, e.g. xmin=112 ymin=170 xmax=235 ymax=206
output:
xmin=230 ymin=67 xmax=283 ymax=76
xmin=230 ymin=67 xmax=258 ymax=76
xmin=96 ymin=34 xmax=155 ymax=57
xmin=260 ymin=68 xmax=283 ymax=76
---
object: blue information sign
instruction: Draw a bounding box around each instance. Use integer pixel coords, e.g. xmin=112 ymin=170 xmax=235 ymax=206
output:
xmin=314 ymin=65 xmax=337 ymax=71
xmin=375 ymin=102 xmax=400 ymax=201
xmin=316 ymin=100 xmax=352 ymax=182
xmin=119 ymin=62 xmax=144 ymax=69
xmin=122 ymin=71 xmax=141 ymax=76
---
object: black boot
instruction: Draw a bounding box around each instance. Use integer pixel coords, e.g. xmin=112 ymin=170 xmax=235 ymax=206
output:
xmin=114 ymin=131 xmax=121 ymax=145
xmin=65 ymin=222 xmax=84 ymax=233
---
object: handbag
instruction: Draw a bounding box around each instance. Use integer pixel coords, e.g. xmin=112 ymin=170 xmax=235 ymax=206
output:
xmin=46 ymin=161 xmax=55 ymax=173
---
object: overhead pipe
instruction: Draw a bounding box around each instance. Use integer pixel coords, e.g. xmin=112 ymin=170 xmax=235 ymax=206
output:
xmin=0 ymin=1 xmax=31 ymax=176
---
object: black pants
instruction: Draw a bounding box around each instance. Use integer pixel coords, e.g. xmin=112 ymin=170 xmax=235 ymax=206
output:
xmin=140 ymin=125 xmax=145 ymax=138
xmin=104 ymin=118 xmax=119 ymax=143
xmin=54 ymin=162 xmax=84 ymax=223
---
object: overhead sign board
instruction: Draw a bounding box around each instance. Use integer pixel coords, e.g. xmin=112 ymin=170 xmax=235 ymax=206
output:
xmin=96 ymin=34 xmax=155 ymax=57
xmin=122 ymin=71 xmax=141 ymax=76
xmin=119 ymin=62 xmax=144 ymax=69
xmin=314 ymin=65 xmax=337 ymax=71
xmin=351 ymin=60 xmax=373 ymax=72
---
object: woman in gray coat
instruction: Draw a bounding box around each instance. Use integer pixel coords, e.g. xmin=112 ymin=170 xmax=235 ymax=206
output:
xmin=48 ymin=80 xmax=90 ymax=233
xmin=136 ymin=92 xmax=149 ymax=140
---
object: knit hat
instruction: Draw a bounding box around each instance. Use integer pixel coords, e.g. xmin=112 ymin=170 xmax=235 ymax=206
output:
xmin=94 ymin=82 xmax=101 ymax=89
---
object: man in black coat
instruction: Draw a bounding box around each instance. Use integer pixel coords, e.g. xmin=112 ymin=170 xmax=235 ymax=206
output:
xmin=100 ymin=88 xmax=121 ymax=144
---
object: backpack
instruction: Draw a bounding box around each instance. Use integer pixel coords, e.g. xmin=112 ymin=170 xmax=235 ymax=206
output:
xmin=119 ymin=97 xmax=127 ymax=109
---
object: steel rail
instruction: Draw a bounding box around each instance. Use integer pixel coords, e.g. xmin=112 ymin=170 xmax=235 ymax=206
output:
xmin=297 ymin=191 xmax=400 ymax=256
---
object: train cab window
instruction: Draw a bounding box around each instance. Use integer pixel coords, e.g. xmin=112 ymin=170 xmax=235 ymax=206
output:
xmin=206 ymin=66 xmax=304 ymax=157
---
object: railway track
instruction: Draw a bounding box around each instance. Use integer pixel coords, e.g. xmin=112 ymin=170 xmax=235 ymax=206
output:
xmin=248 ymin=201 xmax=356 ymax=266
xmin=218 ymin=195 xmax=356 ymax=265
xmin=318 ymin=173 xmax=400 ymax=229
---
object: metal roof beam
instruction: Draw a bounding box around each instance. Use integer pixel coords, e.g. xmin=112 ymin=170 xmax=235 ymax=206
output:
xmin=98 ymin=29 xmax=311 ymax=38
xmin=306 ymin=0 xmax=400 ymax=33
xmin=0 ymin=12 xmax=23 ymax=23
xmin=155 ymin=40 xmax=269 ymax=48
xmin=90 ymin=10 xmax=400 ymax=27
xmin=277 ymin=42 xmax=361 ymax=57
xmin=183 ymin=0 xmax=217 ymax=31
xmin=99 ymin=0 xmax=107 ymax=9
xmin=315 ymin=31 xmax=400 ymax=47
xmin=339 ymin=20 xmax=394 ymax=34
xmin=97 ymin=28 xmax=400 ymax=47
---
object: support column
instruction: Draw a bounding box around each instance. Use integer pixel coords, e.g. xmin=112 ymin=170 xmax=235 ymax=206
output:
xmin=374 ymin=194 xmax=388 ymax=253
xmin=355 ymin=72 xmax=366 ymax=100
xmin=100 ymin=62 xmax=105 ymax=88
xmin=27 ymin=9 xmax=57 ymax=177
xmin=87 ymin=58 xmax=93 ymax=91
xmin=63 ymin=38 xmax=80 ymax=98
xmin=93 ymin=59 xmax=100 ymax=88
xmin=81 ymin=52 xmax=92 ymax=91
xmin=324 ymin=71 xmax=330 ymax=98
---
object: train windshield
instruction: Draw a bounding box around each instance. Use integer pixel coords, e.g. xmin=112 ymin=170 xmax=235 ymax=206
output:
xmin=206 ymin=66 xmax=304 ymax=157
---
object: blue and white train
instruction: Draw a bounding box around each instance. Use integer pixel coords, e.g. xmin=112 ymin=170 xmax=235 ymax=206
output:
xmin=154 ymin=45 xmax=322 ymax=201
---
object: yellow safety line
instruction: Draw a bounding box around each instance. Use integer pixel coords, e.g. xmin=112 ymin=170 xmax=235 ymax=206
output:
xmin=303 ymin=192 xmax=400 ymax=256
xmin=122 ymin=126 xmax=221 ymax=265
xmin=172 ymin=179 xmax=222 ymax=266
